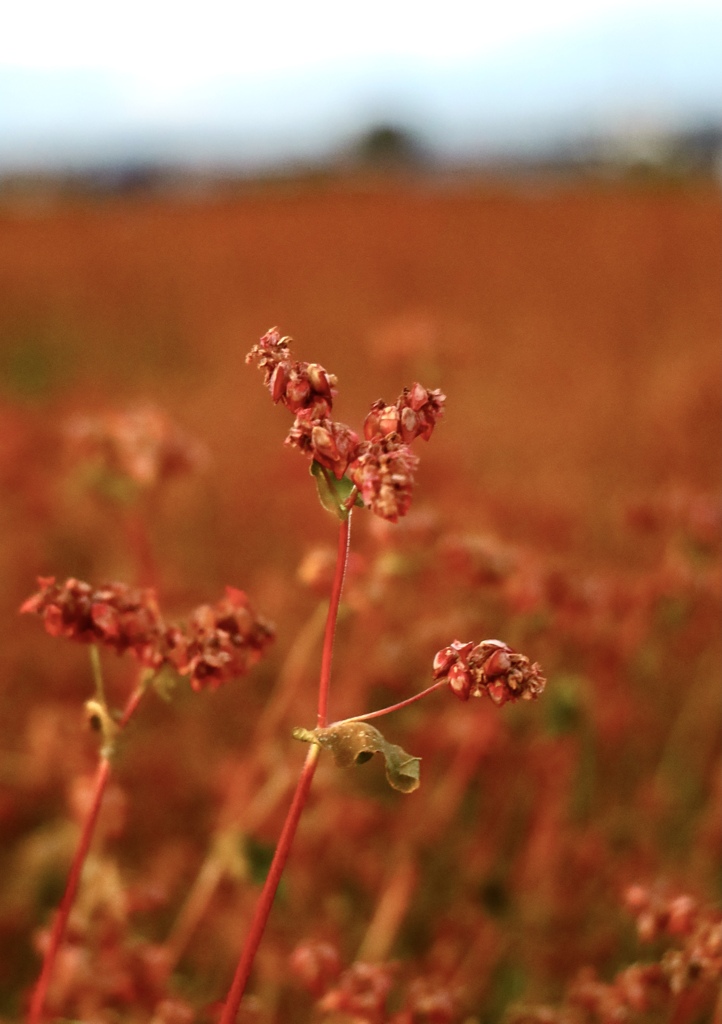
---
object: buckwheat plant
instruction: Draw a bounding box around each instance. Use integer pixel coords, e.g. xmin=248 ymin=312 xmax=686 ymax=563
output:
xmin=216 ymin=330 xmax=546 ymax=1022
xmin=20 ymin=578 xmax=274 ymax=1024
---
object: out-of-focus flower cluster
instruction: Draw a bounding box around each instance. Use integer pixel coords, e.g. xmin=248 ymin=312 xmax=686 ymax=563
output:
xmin=165 ymin=586 xmax=275 ymax=692
xmin=625 ymin=490 xmax=721 ymax=553
xmin=64 ymin=405 xmax=208 ymax=494
xmin=246 ymin=328 xmax=445 ymax=521
xmin=21 ymin=578 xmax=274 ymax=692
xmin=624 ymin=885 xmax=722 ymax=995
xmin=432 ymin=639 xmax=546 ymax=706
xmin=290 ymin=940 xmax=460 ymax=1024
xmin=508 ymin=886 xmax=722 ymax=1024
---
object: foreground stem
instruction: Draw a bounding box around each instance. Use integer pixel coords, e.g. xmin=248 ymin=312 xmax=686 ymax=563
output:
xmin=316 ymin=510 xmax=351 ymax=729
xmin=220 ymin=510 xmax=352 ymax=1022
xmin=218 ymin=745 xmax=320 ymax=1024
xmin=27 ymin=682 xmax=145 ymax=1024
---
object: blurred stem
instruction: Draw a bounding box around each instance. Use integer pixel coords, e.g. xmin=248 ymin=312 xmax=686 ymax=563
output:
xmin=357 ymin=851 xmax=416 ymax=963
xmin=123 ymin=505 xmax=159 ymax=589
xmin=165 ymin=765 xmax=292 ymax=970
xmin=255 ymin=601 xmax=329 ymax=741
xmin=27 ymin=676 xmax=146 ymax=1024
xmin=165 ymin=595 xmax=333 ymax=968
xmin=220 ymin=511 xmax=352 ymax=1022
xmin=89 ymin=645 xmax=106 ymax=705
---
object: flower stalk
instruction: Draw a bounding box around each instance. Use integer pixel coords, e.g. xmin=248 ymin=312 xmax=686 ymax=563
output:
xmin=220 ymin=507 xmax=353 ymax=1022
xmin=27 ymin=677 xmax=146 ymax=1024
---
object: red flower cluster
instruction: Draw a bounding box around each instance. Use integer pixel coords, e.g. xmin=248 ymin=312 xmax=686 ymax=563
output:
xmin=363 ymin=383 xmax=446 ymax=446
xmin=65 ymin=405 xmax=208 ymax=491
xmin=21 ymin=578 xmax=274 ymax=692
xmin=317 ymin=962 xmax=396 ymax=1023
xmin=166 ymin=586 xmax=275 ymax=692
xmin=624 ymin=885 xmax=722 ymax=993
xmin=20 ymin=577 xmax=164 ymax=668
xmin=246 ymin=329 xmax=338 ymax=418
xmin=509 ymin=887 xmax=722 ymax=1023
xmin=290 ymin=942 xmax=459 ymax=1024
xmin=246 ymin=328 xmax=445 ymax=521
xmin=286 ymin=414 xmax=360 ymax=480
xmin=432 ymin=639 xmax=546 ymax=705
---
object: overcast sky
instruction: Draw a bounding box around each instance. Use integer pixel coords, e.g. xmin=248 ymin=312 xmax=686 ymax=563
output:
xmin=1 ymin=0 xmax=720 ymax=169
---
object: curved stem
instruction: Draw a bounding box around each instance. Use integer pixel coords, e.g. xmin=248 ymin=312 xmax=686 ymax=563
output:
xmin=27 ymin=680 xmax=145 ymax=1024
xmin=336 ymin=678 xmax=448 ymax=726
xmin=218 ymin=745 xmax=320 ymax=1024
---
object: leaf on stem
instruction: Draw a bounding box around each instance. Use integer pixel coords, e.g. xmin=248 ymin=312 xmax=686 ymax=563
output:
xmin=292 ymin=721 xmax=421 ymax=793
xmin=310 ymin=461 xmax=363 ymax=521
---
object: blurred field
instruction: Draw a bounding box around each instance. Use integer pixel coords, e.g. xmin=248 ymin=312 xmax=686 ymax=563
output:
xmin=0 ymin=175 xmax=720 ymax=1021
xmin=1 ymin=176 xmax=719 ymax=506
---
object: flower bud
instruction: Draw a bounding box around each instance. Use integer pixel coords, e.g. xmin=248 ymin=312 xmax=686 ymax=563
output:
xmin=306 ymin=362 xmax=333 ymax=399
xmin=448 ymin=662 xmax=471 ymax=701
xmin=270 ymin=362 xmax=289 ymax=403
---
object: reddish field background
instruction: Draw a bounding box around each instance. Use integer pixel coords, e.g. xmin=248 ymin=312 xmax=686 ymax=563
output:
xmin=0 ymin=176 xmax=720 ymax=1022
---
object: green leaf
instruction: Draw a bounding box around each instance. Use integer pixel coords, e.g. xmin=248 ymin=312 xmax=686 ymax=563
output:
xmin=293 ymin=721 xmax=421 ymax=794
xmin=310 ymin=461 xmax=362 ymax=520
xmin=150 ymin=663 xmax=180 ymax=703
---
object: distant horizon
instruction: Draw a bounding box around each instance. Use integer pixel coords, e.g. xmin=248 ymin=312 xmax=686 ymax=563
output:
xmin=2 ymin=0 xmax=720 ymax=173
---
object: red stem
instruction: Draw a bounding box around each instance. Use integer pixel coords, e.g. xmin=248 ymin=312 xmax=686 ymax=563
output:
xmin=220 ymin=510 xmax=352 ymax=1023
xmin=27 ymin=682 xmax=145 ymax=1024
xmin=218 ymin=745 xmax=320 ymax=1024
xmin=317 ymin=509 xmax=352 ymax=728
xmin=337 ymin=678 xmax=448 ymax=725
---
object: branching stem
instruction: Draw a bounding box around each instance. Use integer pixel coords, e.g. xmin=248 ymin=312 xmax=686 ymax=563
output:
xmin=337 ymin=678 xmax=448 ymax=725
xmin=27 ymin=678 xmax=145 ymax=1024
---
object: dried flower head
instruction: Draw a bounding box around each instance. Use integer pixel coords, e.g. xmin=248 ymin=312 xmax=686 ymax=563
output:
xmin=286 ymin=411 xmax=360 ymax=479
xmin=169 ymin=586 xmax=275 ymax=692
xmin=433 ymin=638 xmax=546 ymax=705
xmin=20 ymin=577 xmax=165 ymax=668
xmin=349 ymin=436 xmax=420 ymax=523
xmin=248 ymin=328 xmax=444 ymax=521
xmin=21 ymin=579 xmax=274 ymax=692
xmin=364 ymin=383 xmax=446 ymax=445
xmin=65 ymin=405 xmax=208 ymax=493
xmin=246 ymin=328 xmax=338 ymax=419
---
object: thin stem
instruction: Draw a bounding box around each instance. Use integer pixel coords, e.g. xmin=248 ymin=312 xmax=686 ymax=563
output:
xmin=356 ymin=851 xmax=416 ymax=963
xmin=166 ymin=764 xmax=292 ymax=970
xmin=89 ymin=645 xmax=106 ymax=705
xmin=336 ymin=678 xmax=448 ymax=726
xmin=27 ymin=679 xmax=146 ymax=1024
xmin=218 ymin=745 xmax=320 ymax=1024
xmin=220 ymin=510 xmax=353 ymax=1022
xmin=316 ymin=509 xmax=352 ymax=729
xmin=122 ymin=506 xmax=159 ymax=590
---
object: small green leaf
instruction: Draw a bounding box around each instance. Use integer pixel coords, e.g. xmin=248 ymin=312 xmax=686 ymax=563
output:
xmin=151 ymin=664 xmax=180 ymax=703
xmin=310 ymin=461 xmax=362 ymax=520
xmin=379 ymin=737 xmax=421 ymax=794
xmin=293 ymin=720 xmax=421 ymax=794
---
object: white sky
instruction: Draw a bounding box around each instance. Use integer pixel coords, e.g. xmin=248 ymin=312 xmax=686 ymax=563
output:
xmin=2 ymin=0 xmax=713 ymax=77
xmin=1 ymin=0 xmax=719 ymax=167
